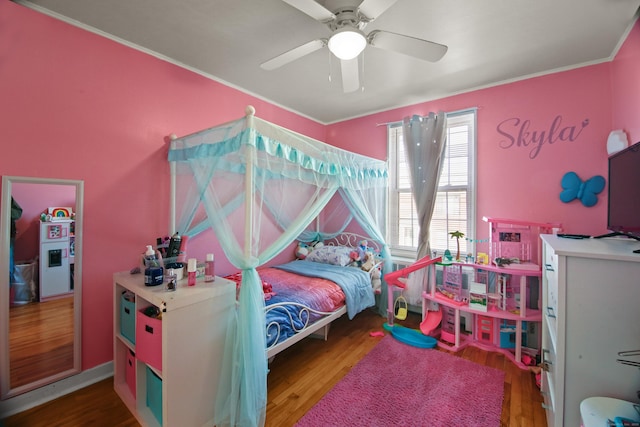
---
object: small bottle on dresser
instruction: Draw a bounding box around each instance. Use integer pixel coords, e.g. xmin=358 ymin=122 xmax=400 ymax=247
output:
xmin=205 ymin=253 xmax=215 ymax=282
xmin=144 ymin=245 xmax=163 ymax=286
xmin=166 ymin=268 xmax=177 ymax=292
xmin=187 ymin=258 xmax=197 ymax=286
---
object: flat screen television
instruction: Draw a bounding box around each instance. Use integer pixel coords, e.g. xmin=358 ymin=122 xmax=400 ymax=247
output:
xmin=602 ymin=141 xmax=640 ymax=240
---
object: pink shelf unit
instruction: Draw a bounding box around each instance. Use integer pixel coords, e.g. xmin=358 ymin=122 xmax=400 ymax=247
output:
xmin=483 ymin=216 xmax=561 ymax=268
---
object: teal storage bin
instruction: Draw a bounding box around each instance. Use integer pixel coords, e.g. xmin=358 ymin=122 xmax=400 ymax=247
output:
xmin=146 ymin=366 xmax=163 ymax=426
xmin=120 ymin=293 xmax=136 ymax=344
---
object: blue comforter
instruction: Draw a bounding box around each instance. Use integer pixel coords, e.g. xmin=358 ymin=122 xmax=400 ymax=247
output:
xmin=274 ymin=260 xmax=375 ymax=319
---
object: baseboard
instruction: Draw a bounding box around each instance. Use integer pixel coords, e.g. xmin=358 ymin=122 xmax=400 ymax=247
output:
xmin=0 ymin=362 xmax=114 ymax=418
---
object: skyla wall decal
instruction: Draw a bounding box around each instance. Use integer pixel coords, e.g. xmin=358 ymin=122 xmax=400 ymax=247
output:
xmin=496 ymin=115 xmax=590 ymax=159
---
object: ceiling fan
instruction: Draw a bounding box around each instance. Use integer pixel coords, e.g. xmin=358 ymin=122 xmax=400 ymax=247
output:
xmin=260 ymin=0 xmax=448 ymax=93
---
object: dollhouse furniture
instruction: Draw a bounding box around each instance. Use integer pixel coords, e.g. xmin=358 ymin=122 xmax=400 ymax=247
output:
xmin=422 ymin=217 xmax=559 ymax=369
xmin=113 ymin=271 xmax=235 ymax=427
xmin=540 ymin=235 xmax=640 ymax=427
xmin=423 ymin=261 xmax=542 ymax=367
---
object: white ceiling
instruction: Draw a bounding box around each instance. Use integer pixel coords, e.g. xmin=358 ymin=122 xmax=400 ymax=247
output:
xmin=17 ymin=0 xmax=640 ymax=124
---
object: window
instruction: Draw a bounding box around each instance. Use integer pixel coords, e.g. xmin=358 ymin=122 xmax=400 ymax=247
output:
xmin=387 ymin=110 xmax=476 ymax=259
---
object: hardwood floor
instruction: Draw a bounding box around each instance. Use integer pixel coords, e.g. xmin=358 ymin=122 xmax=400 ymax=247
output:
xmin=2 ymin=310 xmax=546 ymax=426
xmin=266 ymin=310 xmax=547 ymax=427
xmin=1 ymin=378 xmax=138 ymax=427
xmin=9 ymin=297 xmax=74 ymax=388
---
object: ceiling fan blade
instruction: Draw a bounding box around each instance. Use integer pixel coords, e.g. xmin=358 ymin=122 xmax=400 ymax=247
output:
xmin=369 ymin=30 xmax=448 ymax=62
xmin=260 ymin=39 xmax=325 ymax=70
xmin=340 ymin=58 xmax=360 ymax=93
xmin=281 ymin=0 xmax=336 ymax=23
xmin=358 ymin=0 xmax=399 ymax=21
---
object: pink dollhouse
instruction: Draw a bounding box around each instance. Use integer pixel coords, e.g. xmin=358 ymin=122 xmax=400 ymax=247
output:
xmin=422 ymin=217 xmax=561 ymax=369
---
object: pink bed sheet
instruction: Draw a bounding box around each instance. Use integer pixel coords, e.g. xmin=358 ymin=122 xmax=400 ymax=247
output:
xmin=258 ymin=266 xmax=345 ymax=312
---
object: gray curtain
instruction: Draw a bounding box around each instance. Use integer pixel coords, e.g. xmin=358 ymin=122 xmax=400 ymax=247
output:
xmin=402 ymin=112 xmax=447 ymax=259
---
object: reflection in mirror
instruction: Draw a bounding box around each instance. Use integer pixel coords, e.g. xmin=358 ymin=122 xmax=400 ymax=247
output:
xmin=0 ymin=176 xmax=83 ymax=400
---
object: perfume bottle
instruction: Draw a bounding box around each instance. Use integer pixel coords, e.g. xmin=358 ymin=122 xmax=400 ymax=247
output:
xmin=187 ymin=258 xmax=197 ymax=287
xmin=166 ymin=268 xmax=177 ymax=292
xmin=205 ymin=253 xmax=215 ymax=282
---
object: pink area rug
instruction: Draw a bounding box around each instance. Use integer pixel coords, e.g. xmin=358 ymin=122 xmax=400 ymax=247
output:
xmin=294 ymin=335 xmax=504 ymax=427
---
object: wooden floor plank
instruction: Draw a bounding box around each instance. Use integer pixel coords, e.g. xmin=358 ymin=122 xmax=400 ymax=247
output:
xmin=8 ymin=297 xmax=74 ymax=389
xmin=3 ymin=310 xmax=546 ymax=426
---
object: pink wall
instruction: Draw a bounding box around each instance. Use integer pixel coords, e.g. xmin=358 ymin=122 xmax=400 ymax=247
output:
xmin=0 ymin=0 xmax=325 ymax=371
xmin=2 ymin=0 xmax=638 ymax=376
xmin=329 ymin=64 xmax=613 ymax=239
xmin=12 ymin=183 xmax=76 ymax=261
xmin=611 ymin=20 xmax=640 ymax=144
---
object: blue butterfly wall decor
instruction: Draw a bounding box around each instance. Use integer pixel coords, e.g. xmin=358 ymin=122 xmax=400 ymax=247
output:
xmin=559 ymin=171 xmax=606 ymax=207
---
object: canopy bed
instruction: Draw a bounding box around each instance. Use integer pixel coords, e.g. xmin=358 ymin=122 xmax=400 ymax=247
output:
xmin=168 ymin=106 xmax=391 ymax=427
xmin=256 ymin=233 xmax=383 ymax=359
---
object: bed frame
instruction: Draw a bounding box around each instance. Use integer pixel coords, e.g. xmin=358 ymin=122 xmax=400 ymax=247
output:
xmin=265 ymin=232 xmax=382 ymax=360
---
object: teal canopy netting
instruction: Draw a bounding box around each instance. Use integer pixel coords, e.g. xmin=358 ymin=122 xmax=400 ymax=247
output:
xmin=168 ymin=106 xmax=390 ymax=427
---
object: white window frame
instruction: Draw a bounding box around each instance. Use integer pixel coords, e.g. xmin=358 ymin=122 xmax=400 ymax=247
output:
xmin=387 ymin=109 xmax=477 ymax=261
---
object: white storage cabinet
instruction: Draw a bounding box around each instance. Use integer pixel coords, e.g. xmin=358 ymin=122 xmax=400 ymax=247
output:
xmin=39 ymin=220 xmax=73 ymax=300
xmin=113 ymin=271 xmax=235 ymax=427
xmin=540 ymin=235 xmax=640 ymax=427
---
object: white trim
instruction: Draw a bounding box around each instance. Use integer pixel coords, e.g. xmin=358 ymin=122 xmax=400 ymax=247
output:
xmin=0 ymin=362 xmax=114 ymax=418
xmin=610 ymin=9 xmax=640 ymax=59
xmin=14 ymin=1 xmax=635 ymax=126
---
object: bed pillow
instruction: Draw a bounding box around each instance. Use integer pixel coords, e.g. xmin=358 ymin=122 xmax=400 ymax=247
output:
xmin=305 ymin=245 xmax=353 ymax=267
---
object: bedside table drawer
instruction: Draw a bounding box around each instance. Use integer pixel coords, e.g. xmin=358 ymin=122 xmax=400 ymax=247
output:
xmin=541 ymin=370 xmax=556 ymax=427
xmin=543 ymin=251 xmax=558 ymax=331
xmin=545 ymin=268 xmax=558 ymax=319
xmin=542 ymin=343 xmax=556 ymax=377
xmin=544 ymin=244 xmax=557 ymax=267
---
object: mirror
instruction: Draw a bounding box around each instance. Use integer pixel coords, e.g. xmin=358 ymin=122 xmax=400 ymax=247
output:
xmin=0 ymin=176 xmax=83 ymax=399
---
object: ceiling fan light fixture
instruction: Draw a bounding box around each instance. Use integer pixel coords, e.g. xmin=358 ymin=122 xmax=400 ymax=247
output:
xmin=328 ymin=27 xmax=367 ymax=60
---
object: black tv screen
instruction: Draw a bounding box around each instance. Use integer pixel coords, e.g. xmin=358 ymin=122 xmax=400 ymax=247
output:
xmin=608 ymin=141 xmax=640 ymax=238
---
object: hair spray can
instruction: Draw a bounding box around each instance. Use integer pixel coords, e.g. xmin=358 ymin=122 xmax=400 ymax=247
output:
xmin=177 ymin=235 xmax=189 ymax=263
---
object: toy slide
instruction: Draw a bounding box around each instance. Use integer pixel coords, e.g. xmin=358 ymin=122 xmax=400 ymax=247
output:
xmin=384 ymin=255 xmax=442 ymax=289
xmin=419 ymin=306 xmax=442 ymax=336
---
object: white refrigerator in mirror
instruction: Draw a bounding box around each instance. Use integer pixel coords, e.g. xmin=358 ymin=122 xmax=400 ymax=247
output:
xmin=39 ymin=220 xmax=73 ymax=301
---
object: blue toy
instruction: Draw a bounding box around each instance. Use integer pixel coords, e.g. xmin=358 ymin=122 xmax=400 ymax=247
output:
xmin=383 ymin=323 xmax=437 ymax=349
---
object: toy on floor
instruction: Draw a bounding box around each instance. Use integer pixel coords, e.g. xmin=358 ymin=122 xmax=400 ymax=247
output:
xmin=383 ymin=323 xmax=437 ymax=349
xmin=394 ymin=295 xmax=408 ymax=320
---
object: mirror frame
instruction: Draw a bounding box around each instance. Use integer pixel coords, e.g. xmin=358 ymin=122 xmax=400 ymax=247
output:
xmin=0 ymin=176 xmax=83 ymax=400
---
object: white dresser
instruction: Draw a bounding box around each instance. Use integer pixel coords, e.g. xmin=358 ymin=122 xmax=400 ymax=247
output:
xmin=540 ymin=235 xmax=640 ymax=427
xmin=113 ymin=271 xmax=235 ymax=427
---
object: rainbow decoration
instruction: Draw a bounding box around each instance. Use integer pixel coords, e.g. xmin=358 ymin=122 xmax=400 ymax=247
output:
xmin=48 ymin=207 xmax=72 ymax=218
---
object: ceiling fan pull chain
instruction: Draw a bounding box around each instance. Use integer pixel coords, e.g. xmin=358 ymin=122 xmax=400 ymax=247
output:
xmin=328 ymin=49 xmax=333 ymax=83
xmin=360 ymin=51 xmax=365 ymax=92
